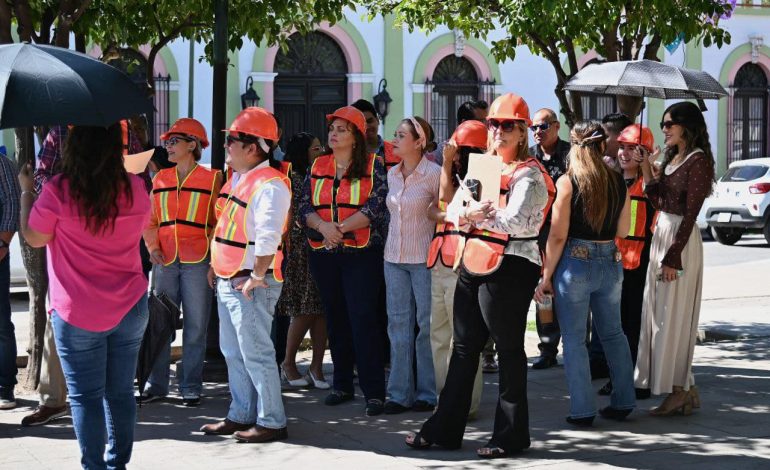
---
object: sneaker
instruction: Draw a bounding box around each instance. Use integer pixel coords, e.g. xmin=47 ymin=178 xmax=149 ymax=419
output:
xmin=182 ymin=396 xmax=201 ymax=407
xmin=136 ymin=392 xmax=165 ymax=405
xmin=482 ymin=355 xmax=499 ymax=373
xmin=531 ymin=356 xmax=558 ymax=370
xmin=324 ymin=390 xmax=354 ymax=406
xmin=365 ymin=399 xmax=384 ymax=416
xmin=0 ymin=388 xmax=15 ymax=410
xmin=21 ymin=405 xmax=68 ymax=426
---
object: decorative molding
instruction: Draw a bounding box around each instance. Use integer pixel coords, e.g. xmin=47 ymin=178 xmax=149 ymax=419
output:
xmin=249 ymin=72 xmax=279 ymax=82
xmin=346 ymin=73 xmax=376 ymax=83
xmin=454 ymin=29 xmax=466 ymax=58
xmin=749 ymin=34 xmax=764 ymax=63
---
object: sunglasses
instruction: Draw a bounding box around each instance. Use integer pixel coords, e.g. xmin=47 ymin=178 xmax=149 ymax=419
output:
xmin=659 ymin=120 xmax=679 ymax=130
xmin=487 ymin=119 xmax=518 ymax=132
xmin=163 ymin=136 xmax=193 ymax=147
xmin=529 ymin=122 xmax=555 ymax=132
xmin=225 ymin=134 xmax=248 ymax=147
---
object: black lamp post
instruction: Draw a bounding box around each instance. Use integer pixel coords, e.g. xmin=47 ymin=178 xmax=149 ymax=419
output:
xmin=373 ymin=78 xmax=392 ymax=122
xmin=241 ymin=76 xmax=260 ymax=109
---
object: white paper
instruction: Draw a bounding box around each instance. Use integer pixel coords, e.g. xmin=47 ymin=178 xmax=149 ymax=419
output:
xmin=124 ymin=149 xmax=154 ymax=174
xmin=465 ymin=153 xmax=503 ymax=207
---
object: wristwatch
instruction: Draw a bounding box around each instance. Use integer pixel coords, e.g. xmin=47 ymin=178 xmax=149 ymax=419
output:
xmin=249 ymin=272 xmax=265 ymax=281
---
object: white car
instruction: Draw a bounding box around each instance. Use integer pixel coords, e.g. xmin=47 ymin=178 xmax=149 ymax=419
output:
xmin=9 ymin=237 xmax=28 ymax=292
xmin=705 ymin=158 xmax=770 ymax=245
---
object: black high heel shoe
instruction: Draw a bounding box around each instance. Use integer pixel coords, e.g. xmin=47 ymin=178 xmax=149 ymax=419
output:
xmin=566 ymin=415 xmax=595 ymax=427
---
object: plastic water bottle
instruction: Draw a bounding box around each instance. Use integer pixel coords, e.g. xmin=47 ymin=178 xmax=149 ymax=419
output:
xmin=537 ymin=295 xmax=554 ymax=324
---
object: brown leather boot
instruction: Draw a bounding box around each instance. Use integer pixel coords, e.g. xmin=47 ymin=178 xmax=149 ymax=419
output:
xmin=233 ymin=425 xmax=288 ymax=443
xmin=200 ymin=418 xmax=254 ymax=435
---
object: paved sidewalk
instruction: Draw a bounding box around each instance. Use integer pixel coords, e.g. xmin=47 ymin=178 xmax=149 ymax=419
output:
xmin=1 ymin=337 xmax=769 ymax=469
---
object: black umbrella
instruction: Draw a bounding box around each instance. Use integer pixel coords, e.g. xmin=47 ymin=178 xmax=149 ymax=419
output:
xmin=136 ymin=268 xmax=181 ymax=396
xmin=0 ymin=43 xmax=153 ymax=129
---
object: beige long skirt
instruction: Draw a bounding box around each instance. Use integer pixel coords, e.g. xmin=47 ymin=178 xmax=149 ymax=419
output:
xmin=634 ymin=211 xmax=703 ymax=395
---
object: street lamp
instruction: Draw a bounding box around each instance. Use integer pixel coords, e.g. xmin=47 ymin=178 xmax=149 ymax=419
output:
xmin=240 ymin=76 xmax=260 ymax=109
xmin=373 ymin=78 xmax=392 ymax=122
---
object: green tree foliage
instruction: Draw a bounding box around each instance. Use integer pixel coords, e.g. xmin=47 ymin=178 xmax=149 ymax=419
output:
xmin=362 ymin=0 xmax=732 ymax=126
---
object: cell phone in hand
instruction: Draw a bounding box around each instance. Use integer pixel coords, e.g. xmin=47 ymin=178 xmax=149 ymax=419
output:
xmin=465 ymin=178 xmax=482 ymax=201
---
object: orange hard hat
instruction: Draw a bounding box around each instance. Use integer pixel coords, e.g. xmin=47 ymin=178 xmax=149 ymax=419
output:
xmin=225 ymin=107 xmax=279 ymax=141
xmin=487 ymin=93 xmax=532 ymax=126
xmin=451 ymin=120 xmax=488 ymax=149
xmin=326 ymin=106 xmax=367 ymax=136
xmin=617 ymin=124 xmax=654 ymax=152
xmin=161 ymin=118 xmax=209 ymax=148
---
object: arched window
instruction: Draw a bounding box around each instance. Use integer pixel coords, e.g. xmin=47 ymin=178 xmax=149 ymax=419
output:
xmin=274 ymin=32 xmax=348 ymax=145
xmin=579 ymin=58 xmax=617 ymax=121
xmin=731 ymin=63 xmax=769 ymax=163
xmin=427 ymin=56 xmax=494 ymax=143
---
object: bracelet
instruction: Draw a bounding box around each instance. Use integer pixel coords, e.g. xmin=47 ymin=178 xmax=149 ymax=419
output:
xmin=249 ymin=272 xmax=265 ymax=281
xmin=21 ymin=190 xmax=37 ymax=198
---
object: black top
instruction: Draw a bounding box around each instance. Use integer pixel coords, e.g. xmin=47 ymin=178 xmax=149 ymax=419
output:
xmin=529 ymin=138 xmax=571 ymax=182
xmin=568 ymin=171 xmax=626 ymax=241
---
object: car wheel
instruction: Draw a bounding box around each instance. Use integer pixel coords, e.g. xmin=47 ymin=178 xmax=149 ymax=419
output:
xmin=710 ymin=226 xmax=743 ymax=246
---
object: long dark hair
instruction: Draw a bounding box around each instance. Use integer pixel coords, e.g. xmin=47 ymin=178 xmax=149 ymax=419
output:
xmin=284 ymin=132 xmax=317 ymax=177
xmin=60 ymin=124 xmax=134 ymax=235
xmin=324 ymin=120 xmax=369 ymax=180
xmin=662 ymin=101 xmax=716 ymax=185
xmin=452 ymin=146 xmax=485 ymax=188
xmin=401 ymin=116 xmax=438 ymax=153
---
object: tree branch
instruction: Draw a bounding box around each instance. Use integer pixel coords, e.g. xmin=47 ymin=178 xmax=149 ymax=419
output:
xmin=12 ymin=0 xmax=38 ymax=42
xmin=0 ymin=0 xmax=13 ymax=44
xmin=643 ymin=33 xmax=662 ymax=60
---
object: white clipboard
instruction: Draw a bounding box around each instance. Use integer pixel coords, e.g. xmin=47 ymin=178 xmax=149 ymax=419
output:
xmin=465 ymin=153 xmax=502 ymax=207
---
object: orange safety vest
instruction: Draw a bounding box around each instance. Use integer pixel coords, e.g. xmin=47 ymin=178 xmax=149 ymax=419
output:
xmin=426 ymin=200 xmax=462 ymax=269
xmin=211 ymin=165 xmax=291 ymax=279
xmin=460 ymin=157 xmax=556 ymax=276
xmin=308 ymin=153 xmax=376 ymax=250
xmin=616 ymin=177 xmax=654 ymax=270
xmin=269 ymin=162 xmax=292 ymax=282
xmin=380 ymin=141 xmax=401 ymax=170
xmin=151 ymin=165 xmax=220 ymax=265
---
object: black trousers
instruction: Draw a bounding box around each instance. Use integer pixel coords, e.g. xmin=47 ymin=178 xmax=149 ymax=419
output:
xmin=308 ymin=248 xmax=386 ymax=401
xmin=420 ymin=255 xmax=540 ymax=452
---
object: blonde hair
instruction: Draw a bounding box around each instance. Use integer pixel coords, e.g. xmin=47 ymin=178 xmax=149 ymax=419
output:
xmin=567 ymin=121 xmax=621 ymax=233
xmin=488 ymin=120 xmax=529 ymax=161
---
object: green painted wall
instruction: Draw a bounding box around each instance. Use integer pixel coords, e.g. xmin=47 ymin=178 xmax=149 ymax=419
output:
xmin=717 ymin=43 xmax=770 ymax=175
xmin=384 ymin=14 xmax=404 ymax=136
xmin=226 ymin=51 xmax=240 ymax=126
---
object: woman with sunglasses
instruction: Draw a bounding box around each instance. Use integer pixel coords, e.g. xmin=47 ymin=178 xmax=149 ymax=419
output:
xmin=141 ymin=118 xmax=222 ymax=406
xmin=534 ymin=121 xmax=635 ymax=427
xmin=406 ymin=93 xmax=551 ymax=459
xmin=275 ymin=133 xmax=329 ymax=389
xmin=635 ymin=102 xmax=714 ymax=416
xmin=299 ymin=106 xmax=389 ymax=417
xmin=382 ymin=116 xmax=441 ymax=415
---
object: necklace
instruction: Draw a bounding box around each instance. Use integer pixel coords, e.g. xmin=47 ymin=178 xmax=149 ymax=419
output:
xmin=336 ymin=161 xmax=350 ymax=170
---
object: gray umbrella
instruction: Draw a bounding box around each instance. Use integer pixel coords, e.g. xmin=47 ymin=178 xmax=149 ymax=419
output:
xmin=0 ymin=43 xmax=153 ymax=129
xmin=564 ymin=59 xmax=727 ymax=100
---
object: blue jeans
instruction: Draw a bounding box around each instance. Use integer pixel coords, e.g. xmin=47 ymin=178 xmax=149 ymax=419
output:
xmin=0 ymin=255 xmax=16 ymax=390
xmin=384 ymin=261 xmax=435 ymax=406
xmin=145 ymin=260 xmax=212 ymax=398
xmin=216 ymin=277 xmax=286 ymax=429
xmin=52 ymin=295 xmax=149 ymax=470
xmin=554 ymin=239 xmax=635 ymax=418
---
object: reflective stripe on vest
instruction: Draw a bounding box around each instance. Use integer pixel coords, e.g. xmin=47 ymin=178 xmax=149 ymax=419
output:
xmin=615 ymin=177 xmax=652 ymax=270
xmin=269 ymin=162 xmax=292 ymax=282
xmin=121 ymin=120 xmax=130 ymax=156
xmin=308 ymin=154 xmax=376 ymax=249
xmin=427 ymin=200 xmax=462 ymax=268
xmin=151 ymin=165 xmax=220 ymax=265
xmin=211 ymin=166 xmax=291 ymax=278
xmin=460 ymin=158 xmax=555 ymax=276
xmin=381 ymin=141 xmax=401 ymax=170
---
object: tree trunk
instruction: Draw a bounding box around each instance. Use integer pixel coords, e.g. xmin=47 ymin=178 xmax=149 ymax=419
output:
xmin=14 ymin=127 xmax=48 ymax=390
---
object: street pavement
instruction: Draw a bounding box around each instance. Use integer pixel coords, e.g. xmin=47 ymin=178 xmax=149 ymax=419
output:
xmin=1 ymin=235 xmax=769 ymax=469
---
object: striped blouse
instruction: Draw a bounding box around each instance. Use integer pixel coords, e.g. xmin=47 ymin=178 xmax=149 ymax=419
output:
xmin=384 ymin=157 xmax=441 ymax=264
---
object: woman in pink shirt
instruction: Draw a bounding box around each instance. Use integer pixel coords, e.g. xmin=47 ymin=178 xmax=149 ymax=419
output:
xmin=383 ymin=116 xmax=441 ymax=414
xmin=18 ymin=124 xmax=151 ymax=470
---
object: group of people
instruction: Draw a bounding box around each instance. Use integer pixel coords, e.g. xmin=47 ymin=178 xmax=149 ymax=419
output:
xmin=0 ymin=88 xmax=713 ymax=466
